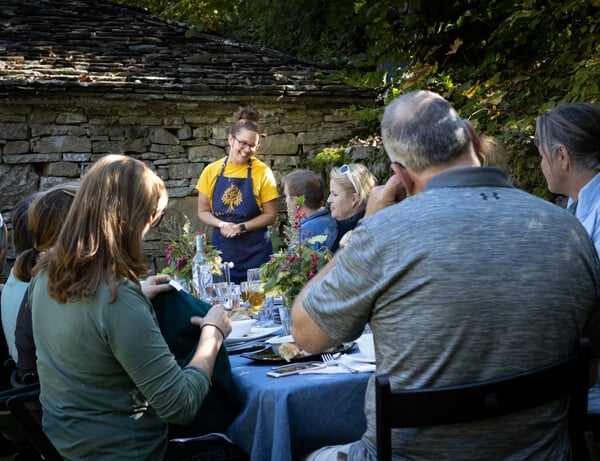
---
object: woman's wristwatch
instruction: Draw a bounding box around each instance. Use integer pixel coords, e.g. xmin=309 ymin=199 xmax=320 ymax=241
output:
xmin=239 ymin=223 xmax=247 ymax=234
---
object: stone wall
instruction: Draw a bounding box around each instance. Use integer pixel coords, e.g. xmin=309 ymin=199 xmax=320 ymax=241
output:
xmin=0 ymin=90 xmax=372 ymax=278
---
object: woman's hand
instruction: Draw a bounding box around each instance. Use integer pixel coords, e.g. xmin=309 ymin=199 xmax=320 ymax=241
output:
xmin=191 ymin=303 xmax=232 ymax=339
xmin=219 ymin=222 xmax=241 ymax=238
xmin=141 ymin=274 xmax=173 ymax=300
xmin=188 ymin=304 xmax=232 ymax=376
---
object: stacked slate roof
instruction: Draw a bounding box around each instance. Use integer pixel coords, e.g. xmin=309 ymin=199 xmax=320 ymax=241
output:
xmin=0 ymin=0 xmax=374 ymax=101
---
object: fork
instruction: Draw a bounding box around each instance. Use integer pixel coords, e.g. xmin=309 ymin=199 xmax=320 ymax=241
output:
xmin=321 ymin=352 xmax=359 ymax=373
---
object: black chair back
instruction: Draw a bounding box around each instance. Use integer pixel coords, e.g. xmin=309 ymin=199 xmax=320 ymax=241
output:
xmin=375 ymin=337 xmax=593 ymax=461
xmin=0 ymin=383 xmax=62 ymax=460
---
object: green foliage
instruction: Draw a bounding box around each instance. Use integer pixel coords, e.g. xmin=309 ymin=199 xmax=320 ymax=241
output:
xmin=117 ymin=0 xmax=600 ymax=198
xmin=114 ymin=0 xmax=236 ymax=31
xmin=306 ymin=147 xmax=348 ymax=175
xmin=260 ymin=196 xmax=332 ymax=301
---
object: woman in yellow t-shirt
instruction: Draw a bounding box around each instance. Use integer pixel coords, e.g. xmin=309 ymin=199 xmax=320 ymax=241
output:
xmin=196 ymin=107 xmax=279 ymax=283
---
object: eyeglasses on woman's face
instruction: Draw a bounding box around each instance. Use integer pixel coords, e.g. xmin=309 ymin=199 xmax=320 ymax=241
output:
xmin=339 ymin=164 xmax=359 ymax=193
xmin=233 ymin=135 xmax=259 ymax=152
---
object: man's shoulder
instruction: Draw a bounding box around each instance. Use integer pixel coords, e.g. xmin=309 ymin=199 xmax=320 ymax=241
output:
xmin=305 ymin=208 xmax=335 ymax=222
xmin=302 ymin=210 xmax=336 ymax=231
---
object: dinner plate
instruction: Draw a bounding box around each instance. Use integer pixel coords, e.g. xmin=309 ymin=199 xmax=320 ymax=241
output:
xmin=345 ymin=353 xmax=376 ymax=364
xmin=241 ymin=342 xmax=356 ymax=364
xmin=224 ymin=326 xmax=282 ymax=345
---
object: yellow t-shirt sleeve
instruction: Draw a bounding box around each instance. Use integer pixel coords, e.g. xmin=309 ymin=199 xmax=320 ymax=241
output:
xmin=254 ymin=161 xmax=279 ymax=205
xmin=195 ymin=157 xmax=279 ymax=212
xmin=196 ymin=159 xmax=225 ymax=208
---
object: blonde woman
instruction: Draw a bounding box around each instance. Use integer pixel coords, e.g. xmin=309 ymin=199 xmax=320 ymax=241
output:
xmin=30 ymin=155 xmax=231 ymax=460
xmin=328 ymin=163 xmax=376 ymax=250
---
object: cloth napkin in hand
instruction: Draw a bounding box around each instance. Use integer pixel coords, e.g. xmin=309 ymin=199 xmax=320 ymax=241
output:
xmin=299 ymin=354 xmax=376 ymax=374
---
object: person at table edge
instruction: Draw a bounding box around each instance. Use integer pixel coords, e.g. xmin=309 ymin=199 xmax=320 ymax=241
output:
xmin=196 ymin=106 xmax=278 ymax=284
xmin=292 ymin=90 xmax=600 ymax=460
xmin=283 ymin=169 xmax=338 ymax=252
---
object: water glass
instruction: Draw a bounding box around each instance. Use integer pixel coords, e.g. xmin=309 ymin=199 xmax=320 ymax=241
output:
xmin=247 ymin=268 xmax=261 ymax=282
xmin=212 ymin=263 xmax=230 ymax=284
xmin=278 ymin=304 xmax=293 ymax=335
xmin=215 ymin=282 xmax=231 ymax=311
xmin=229 ymin=284 xmax=241 ymax=311
xmin=216 ymin=283 xmax=241 ymax=313
xmin=257 ymin=296 xmax=275 ymax=327
xmin=193 ymin=264 xmax=213 ymax=300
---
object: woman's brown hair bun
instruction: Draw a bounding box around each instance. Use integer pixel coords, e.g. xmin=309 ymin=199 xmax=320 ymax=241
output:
xmin=235 ymin=106 xmax=259 ymax=123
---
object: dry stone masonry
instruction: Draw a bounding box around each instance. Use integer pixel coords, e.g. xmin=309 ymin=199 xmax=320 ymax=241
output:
xmin=0 ymin=0 xmax=377 ymax=275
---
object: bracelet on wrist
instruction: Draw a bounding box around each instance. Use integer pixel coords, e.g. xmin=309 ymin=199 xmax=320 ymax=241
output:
xmin=200 ymin=323 xmax=226 ymax=341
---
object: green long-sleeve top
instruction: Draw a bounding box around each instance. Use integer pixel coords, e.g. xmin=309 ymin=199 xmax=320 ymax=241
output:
xmin=30 ymin=271 xmax=211 ymax=460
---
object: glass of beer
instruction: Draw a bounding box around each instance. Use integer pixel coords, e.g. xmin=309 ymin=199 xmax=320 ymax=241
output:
xmin=240 ymin=280 xmax=265 ymax=316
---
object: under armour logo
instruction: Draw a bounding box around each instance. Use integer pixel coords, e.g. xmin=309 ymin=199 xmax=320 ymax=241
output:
xmin=480 ymin=193 xmax=500 ymax=200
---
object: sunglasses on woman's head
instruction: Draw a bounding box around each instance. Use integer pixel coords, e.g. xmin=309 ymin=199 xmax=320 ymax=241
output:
xmin=339 ymin=164 xmax=359 ymax=193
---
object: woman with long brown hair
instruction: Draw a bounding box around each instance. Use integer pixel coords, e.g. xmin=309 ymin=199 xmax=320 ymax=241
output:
xmin=30 ymin=155 xmax=231 ymax=460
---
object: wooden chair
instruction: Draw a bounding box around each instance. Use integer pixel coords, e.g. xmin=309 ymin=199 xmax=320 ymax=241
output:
xmin=375 ymin=337 xmax=595 ymax=461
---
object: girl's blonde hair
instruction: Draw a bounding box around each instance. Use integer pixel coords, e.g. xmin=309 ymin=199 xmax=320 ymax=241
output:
xmin=36 ymin=155 xmax=167 ymax=303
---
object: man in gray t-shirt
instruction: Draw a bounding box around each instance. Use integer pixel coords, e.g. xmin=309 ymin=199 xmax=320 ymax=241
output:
xmin=292 ymin=90 xmax=600 ymax=461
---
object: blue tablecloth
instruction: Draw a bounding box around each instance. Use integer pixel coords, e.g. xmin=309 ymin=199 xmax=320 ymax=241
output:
xmin=227 ymin=351 xmax=370 ymax=460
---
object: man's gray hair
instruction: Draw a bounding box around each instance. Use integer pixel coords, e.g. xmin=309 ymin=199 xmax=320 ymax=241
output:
xmin=381 ymin=90 xmax=472 ymax=172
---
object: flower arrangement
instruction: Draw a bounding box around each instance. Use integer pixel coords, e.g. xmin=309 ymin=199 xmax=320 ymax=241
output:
xmin=260 ymin=196 xmax=333 ymax=304
xmin=161 ymin=216 xmax=222 ymax=284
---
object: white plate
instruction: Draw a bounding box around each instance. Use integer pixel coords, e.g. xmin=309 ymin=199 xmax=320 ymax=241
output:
xmin=266 ymin=334 xmax=294 ymax=344
xmin=225 ymin=325 xmax=282 ymax=345
xmin=346 ymin=353 xmax=376 ymax=364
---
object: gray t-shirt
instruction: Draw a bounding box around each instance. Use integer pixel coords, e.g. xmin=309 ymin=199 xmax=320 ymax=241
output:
xmin=304 ymin=167 xmax=600 ymax=460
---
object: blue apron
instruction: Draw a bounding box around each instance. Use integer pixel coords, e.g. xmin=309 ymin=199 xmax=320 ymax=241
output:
xmin=211 ymin=158 xmax=273 ymax=284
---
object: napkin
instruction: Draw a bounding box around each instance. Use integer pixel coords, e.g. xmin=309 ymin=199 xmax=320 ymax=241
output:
xmin=299 ymin=354 xmax=376 ymax=374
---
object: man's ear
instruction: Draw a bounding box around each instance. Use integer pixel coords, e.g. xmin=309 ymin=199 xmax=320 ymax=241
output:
xmin=391 ymin=162 xmax=416 ymax=196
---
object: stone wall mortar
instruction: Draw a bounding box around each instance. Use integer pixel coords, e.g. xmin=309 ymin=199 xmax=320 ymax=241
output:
xmin=0 ymin=92 xmax=374 ymax=276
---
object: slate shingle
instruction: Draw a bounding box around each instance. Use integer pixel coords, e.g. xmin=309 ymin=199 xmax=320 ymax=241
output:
xmin=0 ymin=0 xmax=374 ymax=102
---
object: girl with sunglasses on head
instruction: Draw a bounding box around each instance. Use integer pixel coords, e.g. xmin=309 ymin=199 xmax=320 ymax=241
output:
xmin=328 ymin=163 xmax=376 ymax=251
xmin=30 ymin=155 xmax=231 ymax=460
xmin=196 ymin=106 xmax=279 ymax=283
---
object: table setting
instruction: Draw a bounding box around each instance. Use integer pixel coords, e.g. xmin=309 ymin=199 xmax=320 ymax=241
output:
xmin=227 ymin=333 xmax=373 ymax=461
xmin=226 ymin=324 xmax=376 ymax=373
xmin=156 ymin=217 xmax=372 ymax=459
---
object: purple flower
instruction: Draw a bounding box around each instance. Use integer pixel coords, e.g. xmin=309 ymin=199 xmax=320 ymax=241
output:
xmin=176 ymin=258 xmax=187 ymax=270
